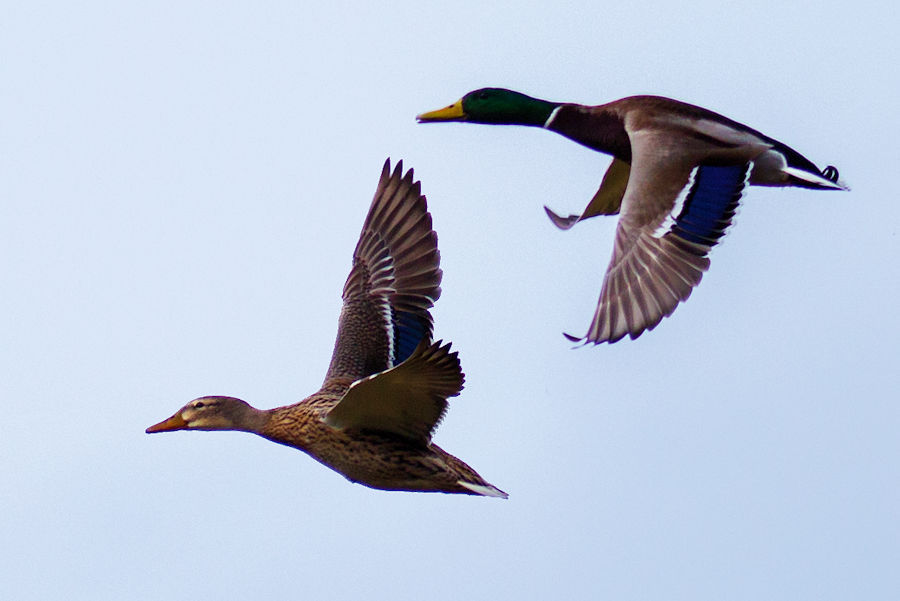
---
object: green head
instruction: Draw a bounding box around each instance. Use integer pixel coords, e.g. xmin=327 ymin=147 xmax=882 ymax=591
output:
xmin=417 ymin=88 xmax=559 ymax=127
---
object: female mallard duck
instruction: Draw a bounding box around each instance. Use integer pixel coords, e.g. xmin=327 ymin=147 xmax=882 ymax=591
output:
xmin=418 ymin=88 xmax=847 ymax=344
xmin=147 ymin=160 xmax=506 ymax=498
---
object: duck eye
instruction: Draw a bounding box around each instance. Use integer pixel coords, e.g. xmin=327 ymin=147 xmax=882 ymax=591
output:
xmin=194 ymin=401 xmax=205 ymax=409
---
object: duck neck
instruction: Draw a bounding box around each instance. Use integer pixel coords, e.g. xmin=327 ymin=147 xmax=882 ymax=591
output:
xmin=254 ymin=404 xmax=323 ymax=453
xmin=508 ymin=97 xmax=560 ymax=127
xmin=544 ymin=105 xmax=631 ymax=160
xmin=233 ymin=403 xmax=272 ymax=434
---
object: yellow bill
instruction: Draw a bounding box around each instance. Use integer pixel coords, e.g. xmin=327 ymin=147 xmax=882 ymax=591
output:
xmin=416 ymin=99 xmax=465 ymax=122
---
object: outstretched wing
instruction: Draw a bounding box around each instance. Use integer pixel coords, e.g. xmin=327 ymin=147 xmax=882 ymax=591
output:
xmin=574 ymin=129 xmax=753 ymax=343
xmin=324 ymin=340 xmax=463 ymax=444
xmin=323 ymin=160 xmax=442 ymax=384
xmin=544 ymin=157 xmax=629 ymax=229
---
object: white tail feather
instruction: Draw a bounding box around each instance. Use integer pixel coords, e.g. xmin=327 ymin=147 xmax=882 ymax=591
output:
xmin=458 ymin=480 xmax=508 ymax=499
xmin=782 ymin=166 xmax=847 ymax=190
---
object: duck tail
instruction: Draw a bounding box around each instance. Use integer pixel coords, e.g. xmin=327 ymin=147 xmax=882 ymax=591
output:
xmin=783 ymin=164 xmax=849 ymax=190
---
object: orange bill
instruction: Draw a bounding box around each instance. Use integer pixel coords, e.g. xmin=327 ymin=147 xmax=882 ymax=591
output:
xmin=146 ymin=412 xmax=188 ymax=433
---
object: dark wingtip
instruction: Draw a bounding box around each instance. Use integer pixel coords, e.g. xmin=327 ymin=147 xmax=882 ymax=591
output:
xmin=565 ymin=329 xmax=636 ymax=346
xmin=544 ymin=205 xmax=580 ymax=231
xmin=381 ymin=158 xmax=393 ymax=181
xmin=563 ymin=331 xmax=596 ymax=349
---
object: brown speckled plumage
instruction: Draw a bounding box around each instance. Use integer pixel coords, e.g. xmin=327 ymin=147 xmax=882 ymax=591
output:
xmin=147 ymin=160 xmax=506 ymax=498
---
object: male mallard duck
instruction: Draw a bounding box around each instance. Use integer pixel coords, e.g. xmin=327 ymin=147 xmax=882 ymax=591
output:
xmin=147 ymin=160 xmax=506 ymax=498
xmin=418 ymin=88 xmax=847 ymax=343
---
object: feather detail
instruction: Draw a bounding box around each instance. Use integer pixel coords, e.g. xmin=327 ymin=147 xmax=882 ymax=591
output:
xmin=578 ymin=162 xmax=751 ymax=343
xmin=324 ymin=340 xmax=463 ymax=444
xmin=325 ymin=160 xmax=442 ymax=382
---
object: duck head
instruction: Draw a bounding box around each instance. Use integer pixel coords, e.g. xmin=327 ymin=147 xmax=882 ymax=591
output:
xmin=146 ymin=396 xmax=259 ymax=433
xmin=417 ymin=88 xmax=558 ymax=126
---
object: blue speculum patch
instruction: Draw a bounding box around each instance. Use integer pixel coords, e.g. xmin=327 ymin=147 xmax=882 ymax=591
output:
xmin=672 ymin=164 xmax=748 ymax=247
xmin=392 ymin=309 xmax=428 ymax=364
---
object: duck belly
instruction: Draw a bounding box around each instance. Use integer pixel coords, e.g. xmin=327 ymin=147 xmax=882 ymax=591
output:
xmin=309 ymin=435 xmax=470 ymax=494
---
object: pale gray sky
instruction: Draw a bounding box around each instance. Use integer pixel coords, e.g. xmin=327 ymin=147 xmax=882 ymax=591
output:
xmin=2 ymin=2 xmax=898 ymax=600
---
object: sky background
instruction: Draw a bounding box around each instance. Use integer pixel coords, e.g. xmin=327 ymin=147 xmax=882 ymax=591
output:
xmin=2 ymin=2 xmax=899 ymax=600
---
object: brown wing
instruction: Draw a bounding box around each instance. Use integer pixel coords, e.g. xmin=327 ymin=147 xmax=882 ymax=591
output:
xmin=323 ymin=340 xmax=463 ymax=444
xmin=323 ymin=160 xmax=442 ymax=383
xmin=545 ymin=157 xmax=630 ymax=229
xmin=575 ymin=130 xmax=755 ymax=343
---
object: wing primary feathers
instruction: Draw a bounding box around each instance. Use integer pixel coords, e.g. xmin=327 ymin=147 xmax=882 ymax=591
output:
xmin=325 ymin=160 xmax=443 ymax=383
xmin=575 ymin=161 xmax=751 ymax=344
